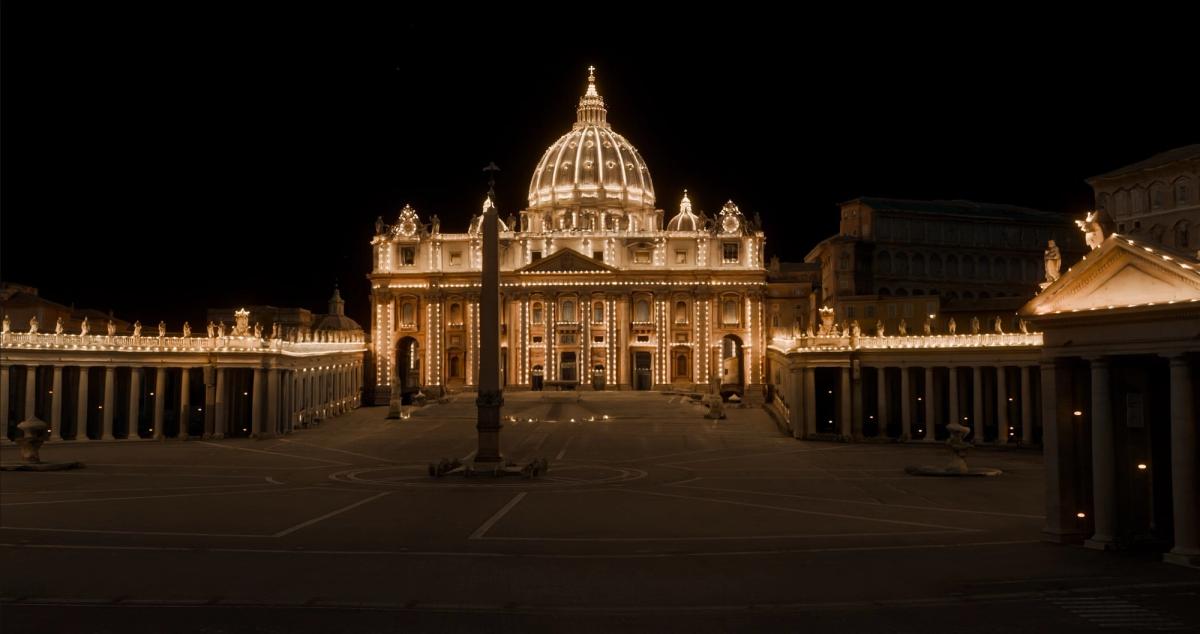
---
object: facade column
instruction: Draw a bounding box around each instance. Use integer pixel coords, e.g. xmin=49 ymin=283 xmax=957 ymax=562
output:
xmin=0 ymin=365 xmax=9 ymax=440
xmin=1085 ymin=357 xmax=1116 ymax=550
xmin=948 ymin=366 xmax=959 ymax=431
xmin=876 ymin=367 xmax=889 ymax=438
xmin=101 ymin=366 xmax=116 ymax=440
xmin=803 ymin=366 xmax=816 ymax=437
xmin=1165 ymin=355 xmax=1198 ymax=567
xmin=251 ymin=368 xmax=265 ymax=437
xmin=129 ymin=367 xmax=143 ymax=439
xmin=1040 ymin=359 xmax=1082 ymax=541
xmin=996 ymin=365 xmax=1010 ymax=444
xmin=23 ymin=364 xmax=37 ymax=421
xmin=851 ymin=362 xmax=864 ymax=439
xmin=900 ymin=366 xmax=912 ymax=441
xmin=75 ymin=367 xmax=90 ymax=441
xmin=923 ymin=366 xmax=936 ymax=441
xmin=153 ymin=368 xmax=167 ymax=440
xmin=178 ymin=367 xmax=191 ymax=439
xmin=50 ymin=366 xmax=63 ymax=441
xmin=839 ymin=365 xmax=852 ymax=439
xmin=266 ymin=368 xmax=280 ymax=437
xmin=203 ymin=366 xmax=216 ymax=438
xmin=972 ymin=366 xmax=984 ymax=442
xmin=788 ymin=367 xmax=803 ymax=438
xmin=1020 ymin=366 xmax=1033 ymax=445
xmin=213 ymin=368 xmax=227 ymax=439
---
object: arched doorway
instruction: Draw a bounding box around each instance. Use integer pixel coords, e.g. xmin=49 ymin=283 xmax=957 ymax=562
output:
xmin=395 ymin=337 xmax=421 ymax=404
xmin=720 ymin=334 xmax=744 ymax=399
xmin=633 ymin=352 xmax=652 ymax=391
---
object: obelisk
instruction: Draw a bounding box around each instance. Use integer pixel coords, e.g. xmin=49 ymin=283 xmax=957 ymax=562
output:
xmin=474 ymin=170 xmax=504 ymax=468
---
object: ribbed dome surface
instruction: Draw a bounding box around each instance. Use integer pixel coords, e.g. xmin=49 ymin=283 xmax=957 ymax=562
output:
xmin=527 ymin=68 xmax=654 ymax=211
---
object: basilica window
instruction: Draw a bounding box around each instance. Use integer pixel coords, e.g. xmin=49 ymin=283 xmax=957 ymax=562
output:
xmin=400 ymin=247 xmax=416 ymax=266
xmin=674 ymin=301 xmax=688 ymax=324
xmin=400 ymin=302 xmax=416 ymax=327
xmin=634 ymin=250 xmax=651 ymax=264
xmin=634 ymin=300 xmax=651 ymax=322
xmin=531 ymin=251 xmax=542 ymax=262
xmin=675 ymin=250 xmax=688 ymax=264
xmin=532 ymin=303 xmax=543 ymax=324
xmin=722 ymin=242 xmax=740 ymax=263
xmin=449 ymin=303 xmax=462 ymax=325
xmin=1176 ymin=178 xmax=1192 ymax=205
xmin=562 ymin=300 xmax=576 ymax=322
xmin=1152 ymin=185 xmax=1167 ymax=210
xmin=449 ymin=252 xmax=462 ymax=266
xmin=561 ymin=333 xmax=576 ymax=345
xmin=721 ymin=299 xmax=739 ymax=325
xmin=675 ymin=354 xmax=688 ymax=378
xmin=592 ymin=301 xmax=604 ymax=323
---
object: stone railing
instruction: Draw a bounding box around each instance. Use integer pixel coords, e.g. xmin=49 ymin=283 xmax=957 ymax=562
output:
xmin=0 ymin=332 xmax=365 ymax=355
xmin=770 ymin=332 xmax=1043 ymax=353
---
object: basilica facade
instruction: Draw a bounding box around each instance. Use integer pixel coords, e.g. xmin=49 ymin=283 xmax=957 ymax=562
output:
xmin=368 ymin=70 xmax=768 ymax=403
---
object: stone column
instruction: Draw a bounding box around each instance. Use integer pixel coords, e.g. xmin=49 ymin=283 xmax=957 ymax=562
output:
xmin=788 ymin=367 xmax=803 ymax=438
xmin=0 ymin=365 xmax=9 ymax=440
xmin=153 ymin=368 xmax=167 ymax=440
xmin=203 ymin=366 xmax=216 ymax=438
xmin=252 ymin=368 xmax=264 ymax=437
xmin=923 ymin=366 xmax=936 ymax=441
xmin=266 ymin=368 xmax=279 ymax=437
xmin=1085 ymin=357 xmax=1115 ymax=550
xmin=1165 ymin=354 xmax=1198 ymax=567
xmin=75 ymin=367 xmax=91 ymax=441
xmin=213 ymin=368 xmax=227 ymax=439
xmin=178 ymin=367 xmax=191 ymax=439
xmin=101 ymin=366 xmax=116 ymax=440
xmin=948 ymin=366 xmax=959 ymax=431
xmin=876 ymin=367 xmax=889 ymax=438
xmin=129 ymin=367 xmax=142 ymax=439
xmin=996 ymin=365 xmax=1010 ymax=445
xmin=1040 ymin=359 xmax=1082 ymax=542
xmin=803 ymin=366 xmax=816 ymax=438
xmin=50 ymin=366 xmax=63 ymax=441
xmin=23 ymin=364 xmax=37 ymax=421
xmin=475 ymin=195 xmax=503 ymax=466
xmin=1020 ymin=366 xmax=1033 ymax=445
xmin=972 ymin=366 xmax=984 ymax=442
xmin=900 ymin=366 xmax=912 ymax=441
xmin=851 ymin=362 xmax=864 ymax=439
xmin=839 ymin=365 xmax=852 ymax=439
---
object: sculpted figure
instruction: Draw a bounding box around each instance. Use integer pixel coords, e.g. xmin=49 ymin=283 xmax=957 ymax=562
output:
xmin=1075 ymin=211 xmax=1104 ymax=250
xmin=254 ymin=322 xmax=262 ymax=339
xmin=207 ymin=321 xmax=215 ymax=338
xmin=374 ymin=215 xmax=384 ymax=235
xmin=948 ymin=317 xmax=957 ymax=335
xmin=850 ymin=320 xmax=861 ymax=338
xmin=78 ymin=317 xmax=87 ymax=336
xmin=923 ymin=318 xmax=932 ymax=336
xmin=217 ymin=321 xmax=225 ymax=338
xmin=158 ymin=321 xmax=166 ymax=337
xmin=133 ymin=321 xmax=142 ymax=337
xmin=106 ymin=320 xmax=116 ymax=337
xmin=994 ymin=315 xmax=1004 ymax=334
xmin=55 ymin=317 xmax=64 ymax=335
xmin=430 ymin=214 xmax=441 ymax=235
xmin=182 ymin=322 xmax=191 ymax=338
xmin=30 ymin=315 xmax=40 ymax=334
xmin=1044 ymin=239 xmax=1062 ymax=283
xmin=2 ymin=314 xmax=9 ymax=334
xmin=875 ymin=319 xmax=885 ymax=337
xmin=898 ymin=318 xmax=907 ymax=336
xmin=970 ymin=316 xmax=981 ymax=334
xmin=1019 ymin=318 xmax=1029 ymax=334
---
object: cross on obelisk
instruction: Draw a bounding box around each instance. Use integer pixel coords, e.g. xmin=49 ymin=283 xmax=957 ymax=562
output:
xmin=475 ymin=162 xmax=504 ymax=468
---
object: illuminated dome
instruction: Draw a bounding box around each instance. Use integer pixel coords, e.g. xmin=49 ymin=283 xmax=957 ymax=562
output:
xmin=527 ymin=68 xmax=655 ymax=211
xmin=666 ymin=190 xmax=702 ymax=232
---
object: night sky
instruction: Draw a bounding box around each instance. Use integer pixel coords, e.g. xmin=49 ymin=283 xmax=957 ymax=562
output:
xmin=2 ymin=9 xmax=1191 ymax=329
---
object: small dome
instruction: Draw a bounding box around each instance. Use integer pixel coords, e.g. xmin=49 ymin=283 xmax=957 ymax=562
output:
xmin=527 ymin=67 xmax=654 ymax=211
xmin=666 ymin=190 xmax=702 ymax=232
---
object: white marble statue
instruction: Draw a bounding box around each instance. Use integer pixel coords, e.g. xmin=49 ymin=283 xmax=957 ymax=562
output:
xmin=2 ymin=314 xmax=9 ymax=334
xmin=1076 ymin=211 xmax=1104 ymax=250
xmin=29 ymin=315 xmax=39 ymax=334
xmin=55 ymin=317 xmax=64 ymax=335
xmin=182 ymin=321 xmax=191 ymax=338
xmin=993 ymin=315 xmax=1003 ymax=334
xmin=875 ymin=319 xmax=885 ymax=337
xmin=79 ymin=317 xmax=88 ymax=336
xmin=254 ymin=322 xmax=262 ymax=339
xmin=271 ymin=322 xmax=280 ymax=340
xmin=948 ymin=317 xmax=957 ymax=335
xmin=1044 ymin=239 xmax=1062 ymax=283
xmin=970 ymin=316 xmax=980 ymax=335
xmin=850 ymin=320 xmax=861 ymax=338
xmin=156 ymin=321 xmax=165 ymax=337
xmin=1019 ymin=318 xmax=1028 ymax=334
xmin=923 ymin=318 xmax=932 ymax=336
xmin=898 ymin=318 xmax=907 ymax=336
xmin=217 ymin=321 xmax=225 ymax=338
xmin=133 ymin=321 xmax=142 ymax=337
xmin=106 ymin=320 xmax=116 ymax=337
xmin=206 ymin=321 xmax=215 ymax=338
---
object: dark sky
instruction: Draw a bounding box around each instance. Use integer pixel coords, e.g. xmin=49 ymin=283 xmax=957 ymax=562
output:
xmin=2 ymin=9 xmax=1192 ymax=328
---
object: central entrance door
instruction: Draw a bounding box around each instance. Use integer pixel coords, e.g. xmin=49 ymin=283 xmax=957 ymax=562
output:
xmin=560 ymin=352 xmax=577 ymax=382
xmin=634 ymin=352 xmax=652 ymax=391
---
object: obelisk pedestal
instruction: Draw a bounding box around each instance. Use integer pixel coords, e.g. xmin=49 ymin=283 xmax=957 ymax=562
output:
xmin=474 ymin=193 xmax=504 ymax=469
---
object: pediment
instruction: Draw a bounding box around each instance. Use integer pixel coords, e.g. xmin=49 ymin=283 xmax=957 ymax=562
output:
xmin=1021 ymin=235 xmax=1200 ymax=316
xmin=516 ymin=248 xmax=616 ymax=274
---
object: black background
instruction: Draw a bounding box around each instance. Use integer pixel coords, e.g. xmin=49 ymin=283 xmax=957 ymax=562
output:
xmin=2 ymin=9 xmax=1191 ymax=328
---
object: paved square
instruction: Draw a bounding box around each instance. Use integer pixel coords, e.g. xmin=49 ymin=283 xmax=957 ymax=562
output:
xmin=2 ymin=392 xmax=1197 ymax=632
